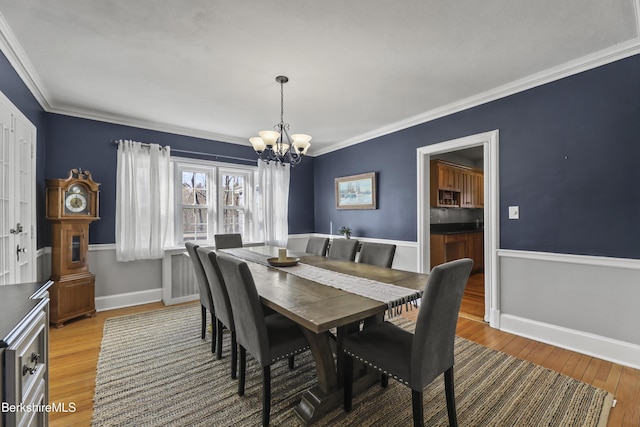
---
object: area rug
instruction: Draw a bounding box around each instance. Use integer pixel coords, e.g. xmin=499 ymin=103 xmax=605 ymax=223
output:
xmin=92 ymin=304 xmax=613 ymax=426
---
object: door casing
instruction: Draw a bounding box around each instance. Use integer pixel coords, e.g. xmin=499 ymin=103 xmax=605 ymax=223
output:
xmin=416 ymin=130 xmax=500 ymax=327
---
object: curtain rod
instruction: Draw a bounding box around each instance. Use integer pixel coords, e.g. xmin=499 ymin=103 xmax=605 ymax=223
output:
xmin=111 ymin=140 xmax=256 ymax=164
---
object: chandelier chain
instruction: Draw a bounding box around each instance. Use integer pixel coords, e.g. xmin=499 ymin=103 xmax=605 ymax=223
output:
xmin=280 ymin=78 xmax=284 ymax=126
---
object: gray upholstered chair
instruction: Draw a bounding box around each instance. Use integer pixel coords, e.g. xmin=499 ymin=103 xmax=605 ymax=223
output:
xmin=343 ymin=258 xmax=473 ymax=427
xmin=214 ymin=233 xmax=243 ymax=249
xmin=357 ymin=242 xmax=398 ymax=326
xmin=358 ymin=242 xmax=397 ymax=268
xmin=185 ymin=242 xmax=216 ymax=353
xmin=305 ymin=236 xmax=330 ymax=256
xmin=217 ymin=253 xmax=311 ymax=427
xmin=327 ymin=238 xmax=359 ymax=261
xmin=196 ymin=247 xmax=237 ymax=379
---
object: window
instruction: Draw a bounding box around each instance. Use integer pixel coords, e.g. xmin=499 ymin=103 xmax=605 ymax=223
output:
xmin=220 ymin=171 xmax=248 ymax=235
xmin=180 ymin=168 xmax=212 ymax=241
xmin=174 ymin=158 xmax=257 ymax=244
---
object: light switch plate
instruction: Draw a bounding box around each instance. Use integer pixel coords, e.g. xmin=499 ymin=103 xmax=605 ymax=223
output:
xmin=508 ymin=206 xmax=519 ymax=219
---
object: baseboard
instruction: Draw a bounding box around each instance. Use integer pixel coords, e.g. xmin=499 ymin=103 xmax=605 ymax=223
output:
xmin=500 ymin=314 xmax=640 ymax=370
xmin=489 ymin=308 xmax=501 ymax=327
xmin=95 ymin=288 xmax=163 ymax=312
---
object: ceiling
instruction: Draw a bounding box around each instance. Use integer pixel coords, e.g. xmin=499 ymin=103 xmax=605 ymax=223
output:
xmin=0 ymin=1 xmax=638 ymax=155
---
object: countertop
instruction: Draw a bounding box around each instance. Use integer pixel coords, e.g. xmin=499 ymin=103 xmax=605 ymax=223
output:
xmin=0 ymin=280 xmax=53 ymax=348
xmin=431 ymin=222 xmax=484 ymax=235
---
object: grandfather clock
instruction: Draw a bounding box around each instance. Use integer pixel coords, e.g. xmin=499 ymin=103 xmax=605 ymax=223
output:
xmin=46 ymin=168 xmax=100 ymax=327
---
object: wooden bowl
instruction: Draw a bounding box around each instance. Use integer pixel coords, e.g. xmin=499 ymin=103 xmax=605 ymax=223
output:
xmin=267 ymin=257 xmax=300 ymax=267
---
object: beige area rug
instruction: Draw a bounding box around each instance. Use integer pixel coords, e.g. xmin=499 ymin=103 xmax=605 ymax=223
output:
xmin=92 ymin=304 xmax=613 ymax=426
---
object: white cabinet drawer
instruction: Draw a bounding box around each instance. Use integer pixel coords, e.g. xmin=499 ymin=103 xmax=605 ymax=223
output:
xmin=18 ymin=377 xmax=46 ymax=427
xmin=4 ymin=309 xmax=47 ymax=426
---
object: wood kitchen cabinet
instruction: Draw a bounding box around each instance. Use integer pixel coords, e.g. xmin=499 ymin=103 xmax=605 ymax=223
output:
xmin=438 ymin=163 xmax=462 ymax=191
xmin=460 ymin=172 xmax=476 ymax=207
xmin=430 ymin=161 xmax=461 ymax=207
xmin=430 ymin=160 xmax=483 ymax=208
xmin=468 ymin=231 xmax=484 ymax=271
xmin=474 ymin=171 xmax=484 ymax=208
xmin=431 ymin=231 xmax=484 ymax=272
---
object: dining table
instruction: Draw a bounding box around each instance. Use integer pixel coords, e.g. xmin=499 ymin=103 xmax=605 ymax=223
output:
xmin=221 ymin=245 xmax=429 ymax=425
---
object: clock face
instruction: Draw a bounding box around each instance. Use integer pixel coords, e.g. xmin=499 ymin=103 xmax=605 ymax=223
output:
xmin=64 ymin=185 xmax=89 ymax=214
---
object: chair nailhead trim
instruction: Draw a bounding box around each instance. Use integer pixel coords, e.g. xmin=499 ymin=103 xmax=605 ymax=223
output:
xmin=344 ymin=350 xmax=410 ymax=386
xmin=271 ymin=346 xmax=309 ymax=364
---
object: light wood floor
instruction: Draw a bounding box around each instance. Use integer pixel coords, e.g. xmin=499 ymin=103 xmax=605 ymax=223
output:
xmin=459 ymin=272 xmax=485 ymax=322
xmin=48 ymin=296 xmax=639 ymax=426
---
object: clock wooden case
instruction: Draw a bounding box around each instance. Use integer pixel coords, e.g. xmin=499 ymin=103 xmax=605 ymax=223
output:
xmin=46 ymin=168 xmax=100 ymax=327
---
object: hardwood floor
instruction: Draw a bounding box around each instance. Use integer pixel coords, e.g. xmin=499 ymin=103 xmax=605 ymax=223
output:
xmin=459 ymin=272 xmax=485 ymax=322
xmin=48 ymin=297 xmax=639 ymax=426
xmin=48 ymin=303 xmax=170 ymax=426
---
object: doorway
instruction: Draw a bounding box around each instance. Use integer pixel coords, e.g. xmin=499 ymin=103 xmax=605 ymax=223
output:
xmin=416 ymin=130 xmax=499 ymax=327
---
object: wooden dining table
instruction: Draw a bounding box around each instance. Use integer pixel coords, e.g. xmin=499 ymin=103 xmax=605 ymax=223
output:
xmin=222 ymin=245 xmax=429 ymax=425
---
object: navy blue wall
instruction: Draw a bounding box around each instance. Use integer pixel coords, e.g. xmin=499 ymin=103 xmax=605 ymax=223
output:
xmin=1 ymin=47 xmax=315 ymax=247
xmin=315 ymin=54 xmax=640 ymax=259
xmin=3 ymin=47 xmax=639 ymax=257
xmin=44 ymin=114 xmax=316 ymax=244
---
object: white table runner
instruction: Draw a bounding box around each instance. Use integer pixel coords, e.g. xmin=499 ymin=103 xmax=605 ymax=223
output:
xmin=221 ymin=248 xmax=421 ymax=316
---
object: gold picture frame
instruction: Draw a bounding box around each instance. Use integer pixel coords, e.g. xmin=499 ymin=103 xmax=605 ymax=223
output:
xmin=335 ymin=172 xmax=377 ymax=210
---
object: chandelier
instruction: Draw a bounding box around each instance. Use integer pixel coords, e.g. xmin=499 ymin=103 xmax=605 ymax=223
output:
xmin=249 ymin=76 xmax=311 ymax=166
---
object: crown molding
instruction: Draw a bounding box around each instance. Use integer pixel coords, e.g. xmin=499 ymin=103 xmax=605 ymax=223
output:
xmin=2 ymin=8 xmax=639 ymax=157
xmin=0 ymin=11 xmax=52 ymax=109
xmin=313 ymin=38 xmax=640 ymax=156
xmin=49 ymin=103 xmax=250 ymax=146
xmin=0 ymin=11 xmax=251 ymax=147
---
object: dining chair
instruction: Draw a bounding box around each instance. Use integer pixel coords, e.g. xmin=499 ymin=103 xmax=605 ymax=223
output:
xmin=356 ymin=242 xmax=398 ymax=327
xmin=305 ymin=236 xmax=330 ymax=256
xmin=216 ymin=253 xmax=311 ymax=427
xmin=196 ymin=247 xmax=237 ymax=379
xmin=342 ymin=258 xmax=473 ymax=427
xmin=214 ymin=233 xmax=243 ymax=249
xmin=185 ymin=242 xmax=216 ymax=354
xmin=358 ymin=242 xmax=397 ymax=268
xmin=327 ymin=238 xmax=359 ymax=261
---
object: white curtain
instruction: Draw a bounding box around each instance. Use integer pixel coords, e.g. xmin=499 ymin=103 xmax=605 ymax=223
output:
xmin=257 ymin=161 xmax=290 ymax=247
xmin=115 ymin=140 xmax=173 ymax=261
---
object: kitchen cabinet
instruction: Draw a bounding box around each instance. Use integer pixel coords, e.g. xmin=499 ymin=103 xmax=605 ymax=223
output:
xmin=460 ymin=172 xmax=476 ymax=208
xmin=438 ymin=163 xmax=461 ymax=191
xmin=468 ymin=231 xmax=484 ymax=271
xmin=431 ymin=231 xmax=483 ymax=272
xmin=474 ymin=171 xmax=484 ymax=208
xmin=430 ymin=160 xmax=483 ymax=208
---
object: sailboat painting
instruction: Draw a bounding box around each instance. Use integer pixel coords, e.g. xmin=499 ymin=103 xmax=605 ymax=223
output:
xmin=335 ymin=172 xmax=377 ymax=210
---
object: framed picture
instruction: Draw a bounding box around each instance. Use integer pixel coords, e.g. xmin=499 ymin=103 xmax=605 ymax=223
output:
xmin=335 ymin=172 xmax=377 ymax=210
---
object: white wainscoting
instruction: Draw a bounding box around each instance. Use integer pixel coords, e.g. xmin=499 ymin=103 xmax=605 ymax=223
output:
xmin=287 ymin=234 xmax=420 ymax=272
xmin=498 ymin=249 xmax=640 ymax=370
